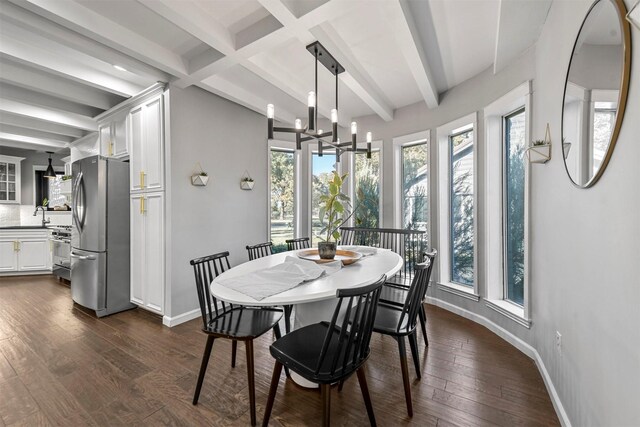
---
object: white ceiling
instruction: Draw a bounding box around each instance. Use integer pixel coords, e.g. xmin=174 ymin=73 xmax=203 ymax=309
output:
xmin=0 ymin=0 xmax=552 ymax=153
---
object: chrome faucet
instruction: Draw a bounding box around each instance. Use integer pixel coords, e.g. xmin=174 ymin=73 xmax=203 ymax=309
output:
xmin=33 ymin=206 xmax=51 ymax=227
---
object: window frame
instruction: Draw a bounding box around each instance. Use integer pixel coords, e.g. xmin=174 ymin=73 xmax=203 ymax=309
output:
xmin=308 ymin=148 xmax=343 ymax=245
xmin=267 ymin=140 xmax=300 ymax=243
xmin=483 ymin=81 xmax=532 ymax=327
xmin=436 ymin=114 xmax=479 ymax=300
xmin=392 ymin=130 xmax=430 ymax=233
xmin=502 ymin=107 xmax=526 ymax=306
xmin=349 ymin=139 xmax=384 ymax=228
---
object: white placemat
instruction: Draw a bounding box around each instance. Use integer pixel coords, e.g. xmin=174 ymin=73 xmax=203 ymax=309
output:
xmin=216 ymin=256 xmax=342 ymax=301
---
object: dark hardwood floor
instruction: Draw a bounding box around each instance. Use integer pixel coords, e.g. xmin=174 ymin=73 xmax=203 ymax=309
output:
xmin=0 ymin=275 xmax=559 ymax=426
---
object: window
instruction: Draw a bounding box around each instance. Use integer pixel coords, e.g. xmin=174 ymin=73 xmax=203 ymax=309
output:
xmin=484 ymin=81 xmax=531 ymax=326
xmin=449 ymin=128 xmax=475 ymax=287
xmin=504 ymin=109 xmax=526 ymax=305
xmin=592 ymin=102 xmax=616 ymax=174
xmin=311 ymin=152 xmax=338 ymax=244
xmin=354 ymin=148 xmax=381 ymax=228
xmin=269 ymin=148 xmax=295 ymax=253
xmin=401 ymin=143 xmax=429 ymax=231
xmin=0 ymin=155 xmax=23 ymax=204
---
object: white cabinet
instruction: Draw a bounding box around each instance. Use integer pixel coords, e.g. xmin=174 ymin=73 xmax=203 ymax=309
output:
xmin=0 ymin=155 xmax=24 ymax=204
xmin=99 ymin=113 xmax=128 ymax=158
xmin=130 ymin=192 xmax=164 ymax=314
xmin=129 ymin=95 xmax=164 ymax=193
xmin=0 ymin=230 xmax=51 ymax=274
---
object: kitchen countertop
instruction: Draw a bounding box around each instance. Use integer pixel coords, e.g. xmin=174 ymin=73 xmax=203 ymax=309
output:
xmin=0 ymin=225 xmax=50 ymax=230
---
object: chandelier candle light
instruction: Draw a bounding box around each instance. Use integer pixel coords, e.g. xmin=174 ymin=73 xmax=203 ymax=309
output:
xmin=267 ymin=41 xmax=372 ymax=162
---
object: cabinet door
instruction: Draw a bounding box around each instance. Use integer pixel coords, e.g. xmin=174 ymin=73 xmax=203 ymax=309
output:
xmin=0 ymin=240 xmax=18 ymax=272
xmin=99 ymin=124 xmax=113 ymax=157
xmin=130 ymin=194 xmax=145 ymax=306
xmin=18 ymin=239 xmax=49 ymax=271
xmin=113 ymin=117 xmax=128 ymax=158
xmin=143 ymin=192 xmax=164 ymax=314
xmin=142 ymin=96 xmax=164 ymax=192
xmin=129 ymin=105 xmax=144 ymax=192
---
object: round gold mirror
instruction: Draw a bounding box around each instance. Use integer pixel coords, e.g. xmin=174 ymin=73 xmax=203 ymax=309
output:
xmin=561 ymin=0 xmax=631 ymax=188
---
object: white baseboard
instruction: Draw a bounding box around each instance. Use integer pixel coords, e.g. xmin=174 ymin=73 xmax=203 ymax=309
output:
xmin=162 ymin=308 xmax=201 ymax=327
xmin=425 ymin=296 xmax=571 ymax=427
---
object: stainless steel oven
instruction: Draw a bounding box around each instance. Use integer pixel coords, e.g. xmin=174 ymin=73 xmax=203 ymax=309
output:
xmin=51 ymin=226 xmax=71 ymax=281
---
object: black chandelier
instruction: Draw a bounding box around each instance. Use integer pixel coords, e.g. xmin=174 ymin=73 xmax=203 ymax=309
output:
xmin=267 ymin=41 xmax=372 ymax=162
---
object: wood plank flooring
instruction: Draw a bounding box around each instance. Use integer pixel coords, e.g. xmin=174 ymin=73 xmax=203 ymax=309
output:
xmin=0 ymin=275 xmax=559 ymax=426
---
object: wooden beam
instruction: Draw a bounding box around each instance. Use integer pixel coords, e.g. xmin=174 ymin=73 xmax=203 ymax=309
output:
xmin=0 ymin=132 xmax=67 ymax=149
xmin=391 ymin=0 xmax=439 ymax=109
xmin=0 ymin=112 xmax=85 ymax=138
xmin=8 ymin=0 xmax=188 ymax=78
xmin=0 ymin=98 xmax=97 ymax=131
xmin=0 ymin=123 xmax=74 ymax=144
xmin=0 ymin=60 xmax=124 ymax=110
xmin=0 ymin=82 xmax=103 ymax=117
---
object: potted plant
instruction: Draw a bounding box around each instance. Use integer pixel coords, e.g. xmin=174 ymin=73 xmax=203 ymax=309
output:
xmin=240 ymin=177 xmax=255 ymax=190
xmin=317 ymin=171 xmax=357 ymax=259
xmin=191 ymin=171 xmax=209 ymax=186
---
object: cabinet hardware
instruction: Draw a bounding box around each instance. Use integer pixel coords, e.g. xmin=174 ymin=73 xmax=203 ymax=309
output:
xmin=140 ymin=171 xmax=145 ymax=189
xmin=108 ymin=141 xmax=114 ymax=157
xmin=140 ymin=197 xmax=146 ymax=214
xmin=14 ymin=241 xmax=20 ymax=252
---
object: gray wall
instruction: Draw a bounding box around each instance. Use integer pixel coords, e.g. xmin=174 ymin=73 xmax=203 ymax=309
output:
xmin=167 ymin=85 xmax=268 ymax=317
xmin=0 ymin=146 xmax=65 ymax=205
xmin=348 ymin=1 xmax=640 ymax=425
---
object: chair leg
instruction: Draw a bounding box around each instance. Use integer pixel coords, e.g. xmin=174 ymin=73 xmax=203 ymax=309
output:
xmin=419 ymin=305 xmax=429 ymax=347
xmin=408 ymin=331 xmax=421 ymax=380
xmin=273 ymin=323 xmax=282 ymax=340
xmin=231 ymin=340 xmax=237 ymax=368
xmin=397 ymin=337 xmax=413 ymax=417
xmin=356 ymin=367 xmax=377 ymax=426
xmin=262 ymin=361 xmax=283 ymax=427
xmin=337 ymin=379 xmax=345 ymax=392
xmin=193 ymin=335 xmax=215 ymax=405
xmin=321 ymin=383 xmax=331 ymax=427
xmin=245 ymin=340 xmax=256 ymax=426
xmin=284 ymin=305 xmax=292 ymax=334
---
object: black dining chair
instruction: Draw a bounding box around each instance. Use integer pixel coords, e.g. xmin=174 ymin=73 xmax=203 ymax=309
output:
xmin=190 ymin=251 xmax=283 ymax=426
xmin=246 ymin=241 xmax=274 ymax=260
xmin=379 ymin=249 xmax=437 ymax=347
xmin=245 ymin=240 xmax=292 ymax=334
xmin=372 ymin=258 xmax=432 ymax=417
xmin=285 ymin=237 xmax=311 ymax=251
xmin=262 ymin=275 xmax=387 ymax=427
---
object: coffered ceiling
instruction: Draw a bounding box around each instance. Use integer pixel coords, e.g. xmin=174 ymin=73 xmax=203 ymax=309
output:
xmin=0 ymin=0 xmax=552 ymax=153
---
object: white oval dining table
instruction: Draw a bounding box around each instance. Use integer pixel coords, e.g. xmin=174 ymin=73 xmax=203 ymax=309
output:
xmin=209 ymin=247 xmax=403 ymax=388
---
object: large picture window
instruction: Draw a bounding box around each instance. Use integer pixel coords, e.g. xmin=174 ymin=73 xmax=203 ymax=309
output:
xmin=401 ymin=143 xmax=429 ymax=231
xmin=504 ymin=109 xmax=526 ymax=305
xmin=449 ymin=128 xmax=474 ymax=286
xmin=311 ymin=153 xmax=337 ymax=244
xmin=354 ymin=149 xmax=380 ymax=228
xmin=269 ymin=148 xmax=295 ymax=253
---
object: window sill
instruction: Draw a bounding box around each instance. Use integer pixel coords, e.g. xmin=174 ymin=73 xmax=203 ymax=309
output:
xmin=485 ymin=299 xmax=531 ymax=328
xmin=437 ymin=282 xmax=480 ymax=301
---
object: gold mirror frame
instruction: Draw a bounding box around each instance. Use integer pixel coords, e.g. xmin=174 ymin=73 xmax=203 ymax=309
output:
xmin=561 ymin=0 xmax=632 ymax=188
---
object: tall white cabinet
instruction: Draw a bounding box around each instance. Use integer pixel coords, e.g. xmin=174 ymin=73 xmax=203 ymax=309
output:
xmin=127 ymin=86 xmax=167 ymax=315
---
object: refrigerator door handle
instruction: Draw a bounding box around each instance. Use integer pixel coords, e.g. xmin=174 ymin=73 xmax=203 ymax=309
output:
xmin=72 ymin=171 xmax=82 ymax=232
xmin=71 ymin=251 xmax=96 ymax=261
xmin=78 ymin=172 xmax=87 ymax=229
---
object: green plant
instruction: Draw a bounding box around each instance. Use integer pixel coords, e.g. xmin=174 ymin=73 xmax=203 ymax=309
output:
xmin=531 ymin=140 xmax=547 ymax=146
xmin=61 ymin=175 xmax=72 ymax=181
xmin=242 ymin=177 xmax=254 ymax=182
xmin=199 ymin=171 xmax=208 ymax=176
xmin=318 ymin=171 xmax=357 ymax=242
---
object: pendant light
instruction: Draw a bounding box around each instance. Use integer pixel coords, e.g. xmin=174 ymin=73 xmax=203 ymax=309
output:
xmin=44 ymin=152 xmax=56 ymax=179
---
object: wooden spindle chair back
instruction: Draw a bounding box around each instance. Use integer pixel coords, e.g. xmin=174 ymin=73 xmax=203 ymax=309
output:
xmin=190 ymin=251 xmax=235 ymax=329
xmin=246 ymin=242 xmax=273 ymax=260
xmin=285 ymin=237 xmax=310 ymax=251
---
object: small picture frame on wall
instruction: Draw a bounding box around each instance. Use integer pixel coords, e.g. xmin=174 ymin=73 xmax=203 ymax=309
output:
xmin=628 ymin=0 xmax=640 ymax=30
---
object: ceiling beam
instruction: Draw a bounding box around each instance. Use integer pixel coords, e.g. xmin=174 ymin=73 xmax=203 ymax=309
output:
xmin=0 ymin=82 xmax=103 ymax=117
xmin=0 ymin=112 xmax=85 ymax=138
xmin=0 ymin=138 xmax=65 ymax=152
xmin=0 ymin=98 xmax=97 ymax=132
xmin=0 ymin=32 xmax=143 ymax=97
xmin=0 ymin=1 xmax=169 ymax=85
xmin=310 ymin=23 xmax=394 ymax=121
xmin=0 ymin=60 xmax=124 ymax=110
xmin=7 ymin=0 xmax=189 ymax=78
xmin=390 ymin=0 xmax=439 ymax=109
xmin=0 ymin=123 xmax=73 ymax=144
xmin=199 ymin=76 xmax=296 ymax=124
xmin=0 ymin=132 xmax=67 ymax=149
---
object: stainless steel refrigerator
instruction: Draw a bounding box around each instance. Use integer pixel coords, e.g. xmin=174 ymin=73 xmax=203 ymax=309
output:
xmin=71 ymin=155 xmax=134 ymax=317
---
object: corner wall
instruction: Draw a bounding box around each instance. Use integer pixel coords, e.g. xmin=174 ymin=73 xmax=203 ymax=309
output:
xmin=167 ymin=85 xmax=268 ymax=318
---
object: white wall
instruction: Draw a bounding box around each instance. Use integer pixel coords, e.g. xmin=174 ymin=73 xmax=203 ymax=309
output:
xmin=167 ymin=85 xmax=269 ymax=317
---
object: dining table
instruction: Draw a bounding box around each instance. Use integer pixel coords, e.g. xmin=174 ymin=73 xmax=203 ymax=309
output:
xmin=209 ymin=246 xmax=403 ymax=388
